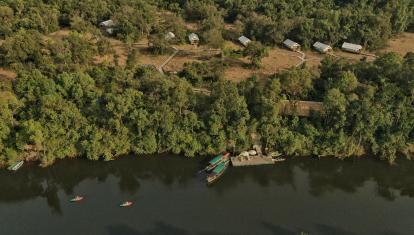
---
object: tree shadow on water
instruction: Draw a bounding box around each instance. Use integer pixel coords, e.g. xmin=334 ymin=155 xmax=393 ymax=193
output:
xmin=262 ymin=221 xmax=296 ymax=235
xmin=314 ymin=224 xmax=357 ymax=235
xmin=107 ymin=221 xmax=191 ymax=235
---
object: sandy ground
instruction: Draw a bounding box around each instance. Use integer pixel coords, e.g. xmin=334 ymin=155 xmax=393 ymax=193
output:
xmin=223 ymin=48 xmax=304 ymax=82
xmin=94 ymin=37 xmax=220 ymax=71
xmin=0 ymin=40 xmax=16 ymax=81
xmin=0 ymin=68 xmax=16 ymax=81
xmin=2 ymin=30 xmax=413 ymax=84
xmin=94 ymin=37 xmax=170 ymax=67
xmin=380 ymin=32 xmax=414 ymax=56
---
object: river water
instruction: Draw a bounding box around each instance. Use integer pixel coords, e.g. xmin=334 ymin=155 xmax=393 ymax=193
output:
xmin=0 ymin=155 xmax=413 ymax=235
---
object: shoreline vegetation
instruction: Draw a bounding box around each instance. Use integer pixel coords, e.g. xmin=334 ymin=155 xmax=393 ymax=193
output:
xmin=0 ymin=1 xmax=413 ymax=168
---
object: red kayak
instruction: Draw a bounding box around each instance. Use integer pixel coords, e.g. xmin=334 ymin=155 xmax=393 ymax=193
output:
xmin=119 ymin=201 xmax=133 ymax=207
xmin=70 ymin=196 xmax=84 ymax=202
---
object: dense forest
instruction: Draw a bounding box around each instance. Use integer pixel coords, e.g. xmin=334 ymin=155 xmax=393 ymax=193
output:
xmin=0 ymin=0 xmax=413 ymax=167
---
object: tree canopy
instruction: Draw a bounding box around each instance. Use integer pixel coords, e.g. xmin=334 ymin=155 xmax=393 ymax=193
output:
xmin=0 ymin=0 xmax=413 ymax=167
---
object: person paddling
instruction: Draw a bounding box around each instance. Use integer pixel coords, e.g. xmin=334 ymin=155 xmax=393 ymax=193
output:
xmin=119 ymin=201 xmax=133 ymax=207
xmin=70 ymin=195 xmax=84 ymax=202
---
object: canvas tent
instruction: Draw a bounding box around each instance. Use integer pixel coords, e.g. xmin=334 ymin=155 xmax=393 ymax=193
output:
xmin=313 ymin=42 xmax=332 ymax=53
xmin=100 ymin=20 xmax=115 ymax=28
xmin=188 ymin=33 xmax=199 ymax=45
xmin=165 ymin=32 xmax=176 ymax=41
xmin=341 ymin=42 xmax=363 ymax=53
xmin=283 ymin=39 xmax=301 ymax=51
xmin=238 ymin=36 xmax=252 ymax=47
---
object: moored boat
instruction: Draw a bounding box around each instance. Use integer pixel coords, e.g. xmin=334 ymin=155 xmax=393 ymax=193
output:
xmin=204 ymin=153 xmax=230 ymax=172
xmin=206 ymin=160 xmax=229 ymax=184
xmin=272 ymin=157 xmax=286 ymax=162
xmin=7 ymin=161 xmax=24 ymax=171
xmin=119 ymin=201 xmax=133 ymax=207
xmin=70 ymin=196 xmax=84 ymax=202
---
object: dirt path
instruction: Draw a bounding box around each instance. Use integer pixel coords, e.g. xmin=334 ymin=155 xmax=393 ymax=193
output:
xmin=0 ymin=68 xmax=17 ymax=81
xmin=380 ymin=32 xmax=414 ymax=56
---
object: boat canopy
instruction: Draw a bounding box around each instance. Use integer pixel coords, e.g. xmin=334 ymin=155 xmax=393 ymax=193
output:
xmin=213 ymin=162 xmax=226 ymax=174
xmin=8 ymin=161 xmax=24 ymax=171
xmin=209 ymin=154 xmax=223 ymax=165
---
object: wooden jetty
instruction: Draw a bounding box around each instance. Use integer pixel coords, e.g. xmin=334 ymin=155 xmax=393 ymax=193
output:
xmin=231 ymin=155 xmax=274 ymax=167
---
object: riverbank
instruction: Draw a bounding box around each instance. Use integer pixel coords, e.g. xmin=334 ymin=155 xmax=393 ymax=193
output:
xmin=1 ymin=148 xmax=412 ymax=172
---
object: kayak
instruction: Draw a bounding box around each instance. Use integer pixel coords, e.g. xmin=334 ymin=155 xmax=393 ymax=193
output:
xmin=70 ymin=196 xmax=84 ymax=202
xmin=119 ymin=201 xmax=133 ymax=207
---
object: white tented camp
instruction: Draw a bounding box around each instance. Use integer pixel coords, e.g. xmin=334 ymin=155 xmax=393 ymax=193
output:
xmin=100 ymin=20 xmax=115 ymax=28
xmin=238 ymin=36 xmax=252 ymax=47
xmin=341 ymin=42 xmax=363 ymax=54
xmin=165 ymin=32 xmax=176 ymax=41
xmin=313 ymin=42 xmax=332 ymax=53
xmin=283 ymin=39 xmax=301 ymax=51
xmin=188 ymin=33 xmax=199 ymax=45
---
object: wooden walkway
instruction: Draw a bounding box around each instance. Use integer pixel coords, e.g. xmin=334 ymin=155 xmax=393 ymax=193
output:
xmin=279 ymin=100 xmax=323 ymax=117
xmin=158 ymin=46 xmax=179 ymax=74
xmin=231 ymin=155 xmax=274 ymax=167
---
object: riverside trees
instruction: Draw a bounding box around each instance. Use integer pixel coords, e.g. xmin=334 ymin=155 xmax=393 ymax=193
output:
xmin=0 ymin=32 xmax=412 ymax=166
xmin=0 ymin=0 xmax=413 ymax=167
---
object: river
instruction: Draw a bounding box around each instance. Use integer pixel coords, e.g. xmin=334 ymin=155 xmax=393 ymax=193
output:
xmin=0 ymin=155 xmax=413 ymax=235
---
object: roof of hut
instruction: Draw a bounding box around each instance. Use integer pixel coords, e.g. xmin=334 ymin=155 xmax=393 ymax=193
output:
xmin=313 ymin=42 xmax=332 ymax=52
xmin=100 ymin=20 xmax=115 ymax=27
xmin=342 ymin=42 xmax=363 ymax=51
xmin=188 ymin=33 xmax=199 ymax=41
xmin=238 ymin=36 xmax=252 ymax=46
xmin=283 ymin=39 xmax=300 ymax=49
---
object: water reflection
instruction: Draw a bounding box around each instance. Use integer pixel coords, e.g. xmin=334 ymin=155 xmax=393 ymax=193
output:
xmin=0 ymin=155 xmax=413 ymax=212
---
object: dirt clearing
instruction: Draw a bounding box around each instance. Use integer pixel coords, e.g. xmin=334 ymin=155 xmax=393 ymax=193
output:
xmin=380 ymin=32 xmax=414 ymax=56
xmin=0 ymin=68 xmax=17 ymax=81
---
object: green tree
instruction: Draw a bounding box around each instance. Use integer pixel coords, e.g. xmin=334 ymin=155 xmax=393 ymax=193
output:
xmin=243 ymin=41 xmax=268 ymax=68
xmin=148 ymin=34 xmax=170 ymax=55
xmin=277 ymin=68 xmax=314 ymax=100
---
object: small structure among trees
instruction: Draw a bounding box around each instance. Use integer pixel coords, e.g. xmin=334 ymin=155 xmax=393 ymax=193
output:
xmin=99 ymin=20 xmax=115 ymax=28
xmin=165 ymin=32 xmax=175 ymax=41
xmin=313 ymin=42 xmax=332 ymax=53
xmin=341 ymin=42 xmax=363 ymax=54
xmin=188 ymin=33 xmax=200 ymax=45
xmin=99 ymin=20 xmax=115 ymax=35
xmin=238 ymin=36 xmax=252 ymax=47
xmin=283 ymin=39 xmax=301 ymax=51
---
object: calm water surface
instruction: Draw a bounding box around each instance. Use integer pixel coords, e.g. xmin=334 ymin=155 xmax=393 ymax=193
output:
xmin=1 ymin=155 xmax=414 ymax=235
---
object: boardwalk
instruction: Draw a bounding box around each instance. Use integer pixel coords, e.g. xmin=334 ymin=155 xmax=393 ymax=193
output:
xmin=158 ymin=46 xmax=179 ymax=73
xmin=231 ymin=155 xmax=274 ymax=167
xmin=280 ymin=100 xmax=323 ymax=117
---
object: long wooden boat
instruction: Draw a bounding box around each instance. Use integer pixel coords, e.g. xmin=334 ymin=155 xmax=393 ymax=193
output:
xmin=206 ymin=160 xmax=229 ymax=185
xmin=7 ymin=161 xmax=24 ymax=171
xmin=272 ymin=157 xmax=286 ymax=162
xmin=204 ymin=153 xmax=230 ymax=172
